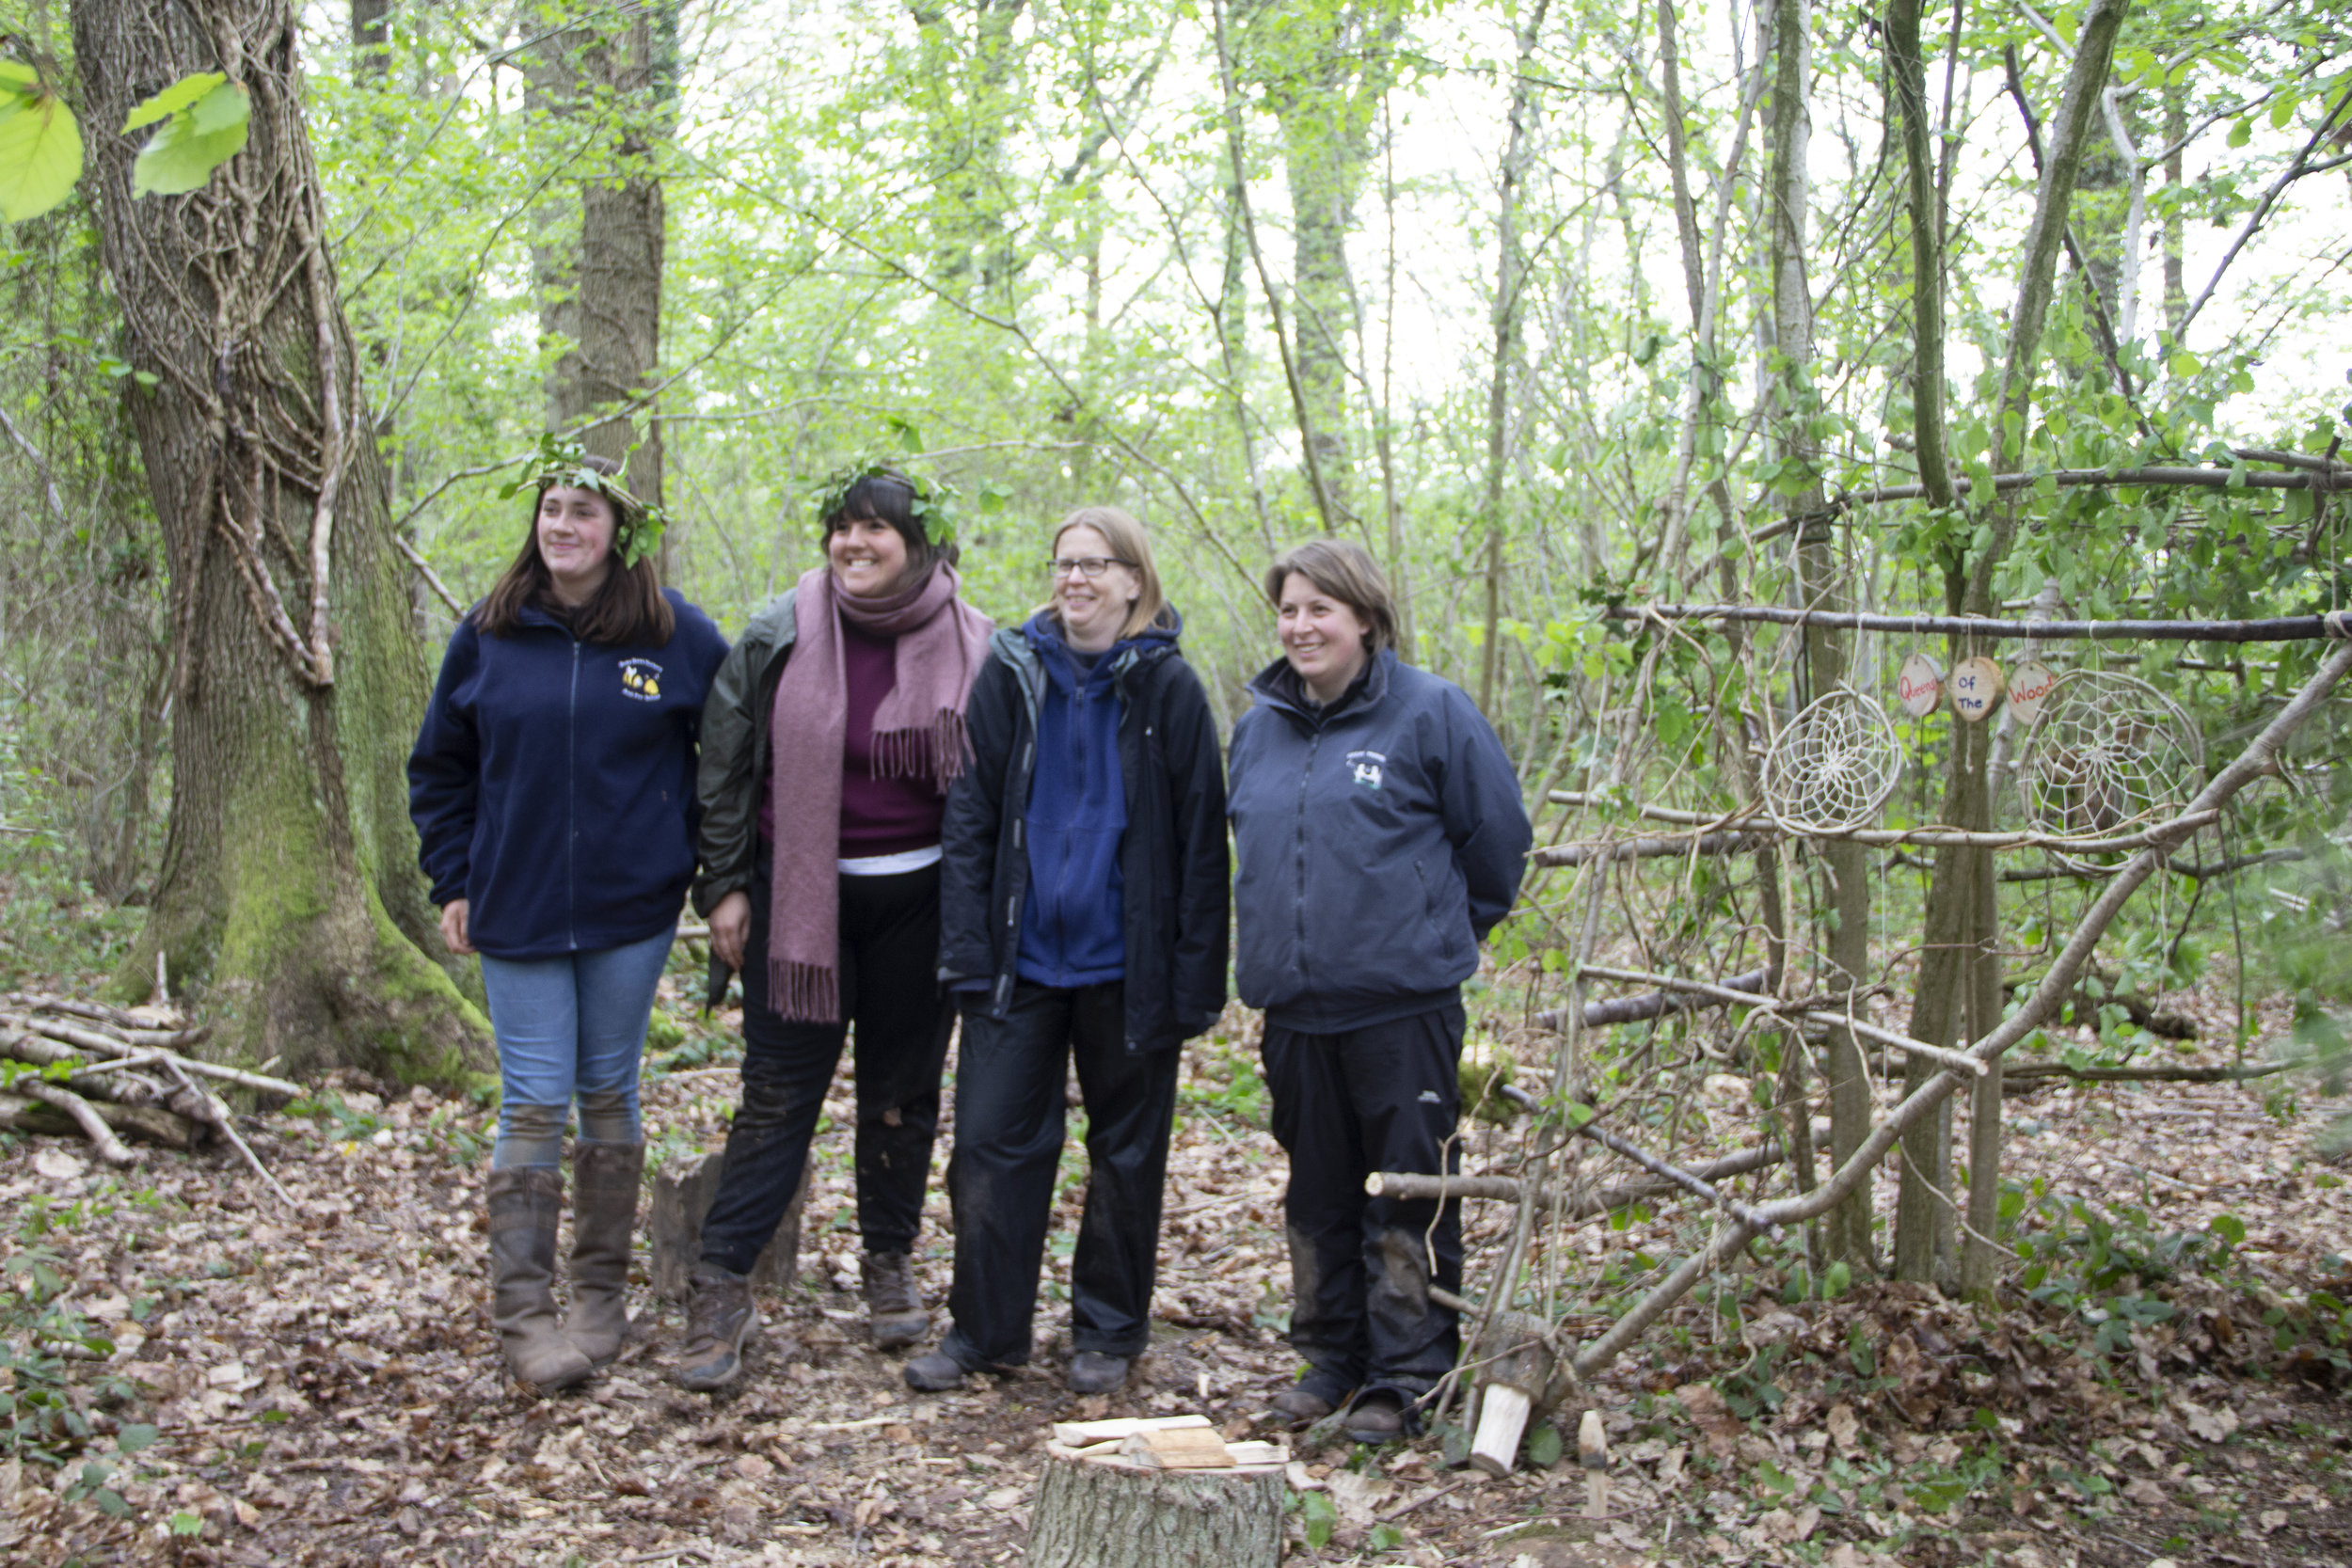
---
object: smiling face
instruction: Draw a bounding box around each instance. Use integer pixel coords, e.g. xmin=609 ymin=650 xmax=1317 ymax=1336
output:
xmin=1276 ymin=571 xmax=1372 ymax=705
xmin=536 ymin=485 xmax=617 ymax=606
xmin=827 ymin=513 xmax=912 ymax=598
xmin=1052 ymin=523 xmax=1140 ymax=654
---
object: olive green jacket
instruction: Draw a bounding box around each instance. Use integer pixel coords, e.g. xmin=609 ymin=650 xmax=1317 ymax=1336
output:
xmin=690 ymin=587 xmax=799 ymax=916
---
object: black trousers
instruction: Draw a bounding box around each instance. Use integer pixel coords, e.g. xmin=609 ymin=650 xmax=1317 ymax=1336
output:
xmin=1261 ymin=1002 xmax=1465 ymax=1406
xmin=699 ymin=865 xmax=955 ymax=1275
xmin=941 ymin=982 xmax=1181 ymax=1368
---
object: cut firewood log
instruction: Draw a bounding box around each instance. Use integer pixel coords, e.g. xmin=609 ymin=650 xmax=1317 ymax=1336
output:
xmin=1579 ymin=1409 xmax=1609 ymax=1516
xmin=1118 ymin=1427 xmax=1232 ymax=1469
xmin=647 ymin=1148 xmax=809 ymax=1300
xmin=1049 ymin=1414 xmax=1215 ymax=1448
xmin=0 ymin=1089 xmax=202 ymax=1151
xmin=1027 ymin=1449 xmax=1283 ymax=1568
xmin=1470 ymin=1312 xmax=1562 ymax=1477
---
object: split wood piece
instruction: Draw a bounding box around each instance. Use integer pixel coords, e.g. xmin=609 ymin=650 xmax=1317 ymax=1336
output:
xmin=646 ymin=1148 xmax=808 ymax=1300
xmin=1367 ymin=1119 xmax=1830 ymax=1216
xmin=1119 ymin=1427 xmax=1232 ymax=1469
xmin=1049 ymin=1414 xmax=1214 ymax=1448
xmin=1026 ymin=1449 xmax=1283 ymax=1568
xmin=1535 ymin=967 xmax=1770 ymax=1031
xmin=0 ymin=1011 xmax=300 ymax=1099
xmin=1467 ymin=1305 xmax=1567 ymax=1478
xmin=1579 ymin=1411 xmax=1609 ymax=1518
xmin=0 ymin=1089 xmax=200 ymax=1152
xmin=18 ymin=1081 xmax=138 ymax=1164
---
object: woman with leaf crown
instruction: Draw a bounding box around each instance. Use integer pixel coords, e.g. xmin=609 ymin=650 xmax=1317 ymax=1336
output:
xmin=675 ymin=462 xmax=993 ymax=1391
xmin=409 ymin=443 xmax=730 ymax=1392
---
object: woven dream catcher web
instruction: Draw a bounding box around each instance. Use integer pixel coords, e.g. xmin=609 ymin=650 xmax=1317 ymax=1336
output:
xmin=2015 ymin=670 xmax=2204 ymax=836
xmin=1762 ymin=688 xmax=1904 ymax=834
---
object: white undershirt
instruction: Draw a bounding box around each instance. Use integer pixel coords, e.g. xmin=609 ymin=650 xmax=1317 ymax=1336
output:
xmin=837 ymin=844 xmax=944 ymax=877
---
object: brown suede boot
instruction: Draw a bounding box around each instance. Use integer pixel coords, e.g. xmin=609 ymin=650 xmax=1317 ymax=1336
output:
xmin=860 ymin=1251 xmax=928 ymax=1352
xmin=564 ymin=1141 xmax=643 ymax=1368
xmin=676 ymin=1262 xmax=760 ymax=1392
xmin=485 ymin=1167 xmax=594 ymax=1391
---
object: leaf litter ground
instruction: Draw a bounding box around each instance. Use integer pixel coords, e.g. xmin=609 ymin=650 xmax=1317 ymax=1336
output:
xmin=5 ymin=968 xmax=2352 ymax=1567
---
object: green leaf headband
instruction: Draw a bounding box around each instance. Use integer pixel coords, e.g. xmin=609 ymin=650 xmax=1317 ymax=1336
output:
xmin=808 ymin=457 xmax=960 ymax=549
xmin=499 ymin=433 xmax=669 ymax=571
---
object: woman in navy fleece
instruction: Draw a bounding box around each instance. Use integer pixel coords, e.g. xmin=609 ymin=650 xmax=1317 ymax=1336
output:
xmin=910 ymin=507 xmax=1228 ymax=1393
xmin=408 ymin=452 xmax=728 ymax=1391
xmin=1227 ymin=539 xmax=1531 ymax=1444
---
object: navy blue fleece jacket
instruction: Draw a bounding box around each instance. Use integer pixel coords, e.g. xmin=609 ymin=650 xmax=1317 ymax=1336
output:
xmin=1227 ymin=649 xmax=1533 ymax=1032
xmin=407 ymin=590 xmax=729 ymax=960
xmin=1014 ymin=612 xmax=1174 ymax=988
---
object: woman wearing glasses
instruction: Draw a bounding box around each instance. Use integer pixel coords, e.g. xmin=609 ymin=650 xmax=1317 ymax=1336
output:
xmin=906 ymin=507 xmax=1228 ymax=1393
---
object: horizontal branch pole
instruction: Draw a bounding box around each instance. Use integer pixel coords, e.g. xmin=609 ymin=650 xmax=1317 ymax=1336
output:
xmin=1367 ymin=1121 xmax=1828 ymax=1212
xmin=1853 ymin=463 xmax=2336 ymax=506
xmin=1794 ymin=1012 xmax=1986 ymax=1076
xmin=1573 ymin=1120 xmax=1776 ymax=1231
xmin=1569 ymin=639 xmax=2352 ymax=1381
xmin=1606 ymin=604 xmax=2348 ymax=643
xmin=1537 ymin=812 xmax=2222 ymax=861
xmin=1538 ymin=966 xmax=1771 ymax=1029
xmin=1534 ymin=832 xmax=1772 ymax=867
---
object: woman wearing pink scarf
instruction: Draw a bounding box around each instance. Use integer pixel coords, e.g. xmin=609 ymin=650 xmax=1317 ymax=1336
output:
xmin=676 ymin=469 xmax=991 ymax=1391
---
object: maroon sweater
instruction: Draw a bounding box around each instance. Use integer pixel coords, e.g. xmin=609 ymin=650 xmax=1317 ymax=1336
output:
xmin=761 ymin=623 xmax=946 ymax=856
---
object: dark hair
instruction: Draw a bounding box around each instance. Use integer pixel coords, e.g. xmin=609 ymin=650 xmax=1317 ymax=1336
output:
xmin=1263 ymin=539 xmax=1397 ymax=653
xmin=820 ymin=468 xmax=957 ymax=580
xmin=475 ymin=453 xmax=675 ymax=645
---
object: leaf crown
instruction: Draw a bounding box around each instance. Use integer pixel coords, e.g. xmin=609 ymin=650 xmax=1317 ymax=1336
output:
xmin=808 ymin=457 xmax=960 ymax=548
xmin=499 ymin=433 xmax=668 ymax=571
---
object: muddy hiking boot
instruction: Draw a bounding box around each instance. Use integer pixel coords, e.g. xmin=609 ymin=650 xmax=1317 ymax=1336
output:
xmin=676 ymin=1261 xmax=760 ymax=1392
xmin=860 ymin=1250 xmax=928 ymax=1351
xmin=485 ymin=1167 xmax=595 ymax=1392
xmin=564 ymin=1141 xmax=644 ymax=1369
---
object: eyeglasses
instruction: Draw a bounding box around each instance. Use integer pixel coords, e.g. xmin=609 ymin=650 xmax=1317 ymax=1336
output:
xmin=1044 ymin=556 xmax=1134 ymax=580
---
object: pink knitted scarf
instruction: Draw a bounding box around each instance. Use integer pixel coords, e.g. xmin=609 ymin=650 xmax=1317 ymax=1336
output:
xmin=766 ymin=561 xmax=991 ymax=1022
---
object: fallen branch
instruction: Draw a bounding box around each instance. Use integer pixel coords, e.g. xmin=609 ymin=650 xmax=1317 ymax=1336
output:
xmin=2001 ymin=1054 xmax=2315 ymax=1086
xmin=1534 ymin=832 xmax=1772 ymax=867
xmin=1367 ymin=1121 xmax=1829 ymax=1215
xmin=1537 ymin=967 xmax=1771 ymax=1030
xmin=0 ymin=1011 xmax=300 ymax=1099
xmin=16 ymin=1081 xmax=139 ymax=1164
xmin=0 ymin=1091 xmax=204 ymax=1150
xmin=159 ymin=1056 xmax=294 ymax=1209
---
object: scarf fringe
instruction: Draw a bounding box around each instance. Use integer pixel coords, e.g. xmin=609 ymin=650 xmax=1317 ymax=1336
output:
xmin=768 ymin=958 xmax=841 ymax=1025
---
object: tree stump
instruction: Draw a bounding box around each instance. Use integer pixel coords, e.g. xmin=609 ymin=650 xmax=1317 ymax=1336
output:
xmin=1025 ymin=1451 xmax=1284 ymax=1568
xmin=646 ymin=1148 xmax=808 ymax=1301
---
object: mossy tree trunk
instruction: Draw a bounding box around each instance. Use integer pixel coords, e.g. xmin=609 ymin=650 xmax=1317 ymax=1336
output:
xmin=72 ymin=0 xmax=490 ymax=1083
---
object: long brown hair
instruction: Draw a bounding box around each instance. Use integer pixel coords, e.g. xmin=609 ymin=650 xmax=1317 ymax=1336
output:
xmin=475 ymin=454 xmax=676 ymax=645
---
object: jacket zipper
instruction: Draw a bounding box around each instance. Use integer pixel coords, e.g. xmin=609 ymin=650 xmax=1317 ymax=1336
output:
xmin=1294 ymin=728 xmax=1318 ymax=996
xmin=567 ymin=638 xmax=581 ymax=951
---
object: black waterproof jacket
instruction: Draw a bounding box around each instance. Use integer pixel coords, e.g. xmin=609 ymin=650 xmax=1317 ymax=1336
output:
xmin=689 ymin=587 xmax=799 ymax=917
xmin=938 ymin=614 xmax=1230 ymax=1053
xmin=1227 ymin=649 xmax=1532 ymax=1032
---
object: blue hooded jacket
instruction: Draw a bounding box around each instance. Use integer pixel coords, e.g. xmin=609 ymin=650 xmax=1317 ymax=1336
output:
xmin=1014 ymin=611 xmax=1177 ymax=987
xmin=407 ymin=589 xmax=730 ymax=960
xmin=1227 ymin=648 xmax=1533 ymax=1032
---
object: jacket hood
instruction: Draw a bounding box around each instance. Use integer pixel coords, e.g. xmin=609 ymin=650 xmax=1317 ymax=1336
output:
xmin=1018 ymin=609 xmax=1182 ymax=686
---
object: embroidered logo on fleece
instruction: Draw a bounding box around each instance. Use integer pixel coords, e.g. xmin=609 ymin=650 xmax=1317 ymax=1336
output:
xmin=1346 ymin=749 xmax=1386 ymax=790
xmin=618 ymin=658 xmax=663 ymax=702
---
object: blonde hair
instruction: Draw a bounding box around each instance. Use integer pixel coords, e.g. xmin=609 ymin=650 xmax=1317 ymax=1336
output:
xmin=1039 ymin=506 xmax=1172 ymax=642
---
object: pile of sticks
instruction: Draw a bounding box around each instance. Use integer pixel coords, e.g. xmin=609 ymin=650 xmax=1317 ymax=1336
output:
xmin=0 ymin=993 xmax=299 ymax=1172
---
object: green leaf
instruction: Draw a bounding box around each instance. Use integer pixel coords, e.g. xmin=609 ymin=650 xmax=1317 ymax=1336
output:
xmin=2169 ymin=350 xmax=2200 ymax=379
xmin=0 ymin=87 xmax=84 ymax=221
xmin=189 ymin=81 xmax=249 ymax=137
xmin=132 ymin=110 xmax=247 ymax=198
xmin=1367 ymin=1522 xmax=1405 ymax=1550
xmin=123 ymin=72 xmax=224 ymax=133
xmin=168 ymin=1510 xmax=204 ymax=1536
xmin=1525 ymin=1421 xmax=1564 ymax=1466
xmin=0 ymin=58 xmax=39 ymax=93
xmin=1299 ymin=1489 xmax=1337 ymax=1548
xmin=2209 ymin=1212 xmax=2247 ymax=1246
xmin=2227 ymin=116 xmax=2251 ymax=148
xmin=93 ymin=1488 xmax=130 ymax=1519
xmin=115 ymin=1423 xmax=158 ymax=1452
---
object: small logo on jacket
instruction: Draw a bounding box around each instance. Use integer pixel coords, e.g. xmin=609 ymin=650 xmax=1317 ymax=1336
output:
xmin=1346 ymin=749 xmax=1386 ymax=790
xmin=618 ymin=658 xmax=663 ymax=701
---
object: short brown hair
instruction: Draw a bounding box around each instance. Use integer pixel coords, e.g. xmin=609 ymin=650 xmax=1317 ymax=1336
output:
xmin=1263 ymin=539 xmax=1396 ymax=653
xmin=1039 ymin=506 xmax=1173 ymax=641
xmin=475 ymin=454 xmax=675 ymax=647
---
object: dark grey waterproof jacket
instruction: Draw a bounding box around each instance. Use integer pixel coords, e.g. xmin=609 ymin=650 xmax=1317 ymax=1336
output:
xmin=1227 ymin=649 xmax=1533 ymax=1033
xmin=690 ymin=588 xmax=800 ymax=917
xmin=938 ymin=620 xmax=1230 ymax=1053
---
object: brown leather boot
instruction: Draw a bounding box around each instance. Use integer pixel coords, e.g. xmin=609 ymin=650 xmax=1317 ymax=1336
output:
xmin=860 ymin=1250 xmax=928 ymax=1352
xmin=564 ymin=1141 xmax=643 ymax=1368
xmin=676 ymin=1262 xmax=760 ymax=1392
xmin=485 ymin=1167 xmax=594 ymax=1391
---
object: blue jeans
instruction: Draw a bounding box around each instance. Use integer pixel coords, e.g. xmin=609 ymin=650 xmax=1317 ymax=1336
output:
xmin=480 ymin=925 xmax=675 ymax=1168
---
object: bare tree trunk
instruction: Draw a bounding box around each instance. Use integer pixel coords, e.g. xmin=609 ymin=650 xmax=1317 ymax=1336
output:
xmin=72 ymin=0 xmax=487 ymax=1080
xmin=1478 ymin=0 xmax=1549 ymax=716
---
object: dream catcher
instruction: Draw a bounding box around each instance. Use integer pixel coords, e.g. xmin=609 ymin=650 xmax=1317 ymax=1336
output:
xmin=1762 ymin=688 xmax=1904 ymax=835
xmin=2015 ymin=670 xmax=2203 ymax=837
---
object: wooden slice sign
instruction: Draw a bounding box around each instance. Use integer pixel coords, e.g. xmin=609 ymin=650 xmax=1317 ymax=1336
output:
xmin=1949 ymin=657 xmax=2005 ymax=722
xmin=2007 ymin=659 xmax=2057 ymax=726
xmin=1896 ymin=652 xmax=1945 ymax=717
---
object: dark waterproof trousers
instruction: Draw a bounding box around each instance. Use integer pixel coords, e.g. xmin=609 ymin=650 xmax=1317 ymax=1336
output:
xmin=1261 ymin=1002 xmax=1465 ymax=1409
xmin=699 ymin=863 xmax=955 ymax=1274
xmin=941 ymin=982 xmax=1181 ymax=1369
